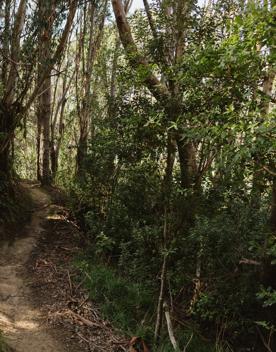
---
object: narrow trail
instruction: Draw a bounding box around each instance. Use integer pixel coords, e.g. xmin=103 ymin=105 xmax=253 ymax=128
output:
xmin=0 ymin=184 xmax=74 ymax=352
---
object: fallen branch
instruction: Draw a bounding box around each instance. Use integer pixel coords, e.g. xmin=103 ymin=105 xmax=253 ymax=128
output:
xmin=76 ymin=332 xmax=90 ymax=344
xmin=67 ymin=270 xmax=73 ymax=295
xmin=67 ymin=309 xmax=103 ymax=329
xmin=256 ymin=326 xmax=274 ymax=352
xmin=78 ymin=295 xmax=89 ymax=308
xmin=183 ymin=332 xmax=194 ymax=352
xmin=163 ymin=301 xmax=179 ymax=351
xmin=239 ymin=258 xmax=261 ymax=266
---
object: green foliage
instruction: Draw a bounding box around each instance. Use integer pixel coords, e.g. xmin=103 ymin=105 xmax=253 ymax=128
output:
xmin=11 ymin=0 xmax=272 ymax=350
xmin=75 ymin=259 xmax=228 ymax=352
xmin=0 ymin=333 xmax=4 ymax=352
xmin=0 ymin=178 xmax=33 ymax=226
xmin=76 ymin=260 xmax=154 ymax=337
xmin=0 ymin=175 xmax=15 ymax=224
xmin=68 ymin=2 xmax=275 ymax=346
xmin=0 ymin=332 xmax=12 ymax=352
xmin=257 ymin=287 xmax=276 ymax=308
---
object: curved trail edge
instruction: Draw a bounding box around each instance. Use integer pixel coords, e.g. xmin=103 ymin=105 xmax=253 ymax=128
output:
xmin=0 ymin=184 xmax=74 ymax=352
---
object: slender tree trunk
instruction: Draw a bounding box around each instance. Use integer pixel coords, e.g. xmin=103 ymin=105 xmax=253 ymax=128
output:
xmin=4 ymin=0 xmax=27 ymax=106
xmin=41 ymin=75 xmax=52 ymax=185
xmin=2 ymin=0 xmax=11 ymax=86
xmin=0 ymin=147 xmax=10 ymax=176
xmin=154 ymin=133 xmax=176 ymax=343
xmin=112 ymin=0 xmax=199 ymax=192
xmin=1 ymin=0 xmax=76 ymax=185
xmin=0 ymin=137 xmax=10 ymax=177
xmin=76 ymin=0 xmax=107 ymax=175
xmin=154 ymin=245 xmax=167 ymax=343
xmin=251 ymin=63 xmax=275 ymax=207
xmin=76 ymin=4 xmax=93 ymax=174
xmin=0 ymin=0 xmax=26 ymax=181
xmin=36 ymin=113 xmax=42 ymax=181
xmin=36 ymin=0 xmax=53 ymax=185
xmin=0 ymin=103 xmax=16 ymax=180
xmin=176 ymin=136 xmax=197 ymax=190
xmin=270 ymin=178 xmax=276 ymax=234
xmin=0 ymin=110 xmax=13 ymax=196
xmin=51 ymin=71 xmax=74 ymax=179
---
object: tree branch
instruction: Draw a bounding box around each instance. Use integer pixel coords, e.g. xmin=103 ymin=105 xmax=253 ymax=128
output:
xmin=23 ymin=0 xmax=78 ymax=114
xmin=143 ymin=0 xmax=158 ymax=40
xmin=112 ymin=0 xmax=170 ymax=102
xmin=4 ymin=0 xmax=27 ymax=105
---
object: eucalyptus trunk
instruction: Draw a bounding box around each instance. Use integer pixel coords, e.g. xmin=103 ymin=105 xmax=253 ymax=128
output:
xmin=76 ymin=0 xmax=107 ymax=175
xmin=36 ymin=0 xmax=53 ymax=185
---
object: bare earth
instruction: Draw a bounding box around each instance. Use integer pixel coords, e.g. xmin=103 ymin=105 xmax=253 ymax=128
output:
xmin=0 ymin=184 xmax=77 ymax=352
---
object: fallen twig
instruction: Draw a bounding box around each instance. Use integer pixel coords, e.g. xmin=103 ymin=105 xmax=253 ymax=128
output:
xmin=67 ymin=309 xmax=104 ymax=329
xmin=183 ymin=332 xmax=194 ymax=352
xmin=163 ymin=301 xmax=179 ymax=351
xmin=76 ymin=331 xmax=90 ymax=344
xmin=67 ymin=270 xmax=73 ymax=295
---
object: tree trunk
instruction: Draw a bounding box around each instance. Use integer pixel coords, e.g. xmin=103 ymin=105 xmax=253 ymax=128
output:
xmin=36 ymin=0 xmax=53 ymax=185
xmin=36 ymin=113 xmax=42 ymax=181
xmin=0 ymin=0 xmax=76 ymax=185
xmin=2 ymin=0 xmax=11 ymax=87
xmin=112 ymin=0 xmax=198 ymax=193
xmin=0 ymin=140 xmax=10 ymax=178
xmin=76 ymin=134 xmax=88 ymax=175
xmin=111 ymin=0 xmax=170 ymax=102
xmin=0 ymin=104 xmax=15 ymax=179
xmin=0 ymin=0 xmax=27 ymax=182
xmin=76 ymin=1 xmax=107 ymax=176
xmin=270 ymin=178 xmax=276 ymax=234
xmin=154 ymin=133 xmax=176 ymax=343
xmin=176 ymin=135 xmax=197 ymax=190
xmin=41 ymin=75 xmax=52 ymax=185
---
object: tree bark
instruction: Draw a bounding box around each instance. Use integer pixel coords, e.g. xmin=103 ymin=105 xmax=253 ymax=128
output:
xmin=36 ymin=0 xmax=54 ymax=185
xmin=1 ymin=0 xmax=11 ymax=87
xmin=24 ymin=0 xmax=77 ymax=114
xmin=50 ymin=64 xmax=75 ymax=180
xmin=0 ymin=0 xmax=26 ymax=180
xmin=112 ymin=0 xmax=198 ymax=192
xmin=0 ymin=0 xmax=77 ymax=184
xmin=154 ymin=133 xmax=176 ymax=343
xmin=270 ymin=178 xmax=276 ymax=234
xmin=0 ymin=109 xmax=11 ymax=177
xmin=176 ymin=136 xmax=197 ymax=190
xmin=112 ymin=0 xmax=170 ymax=102
xmin=76 ymin=0 xmax=107 ymax=175
xmin=3 ymin=0 xmax=27 ymax=106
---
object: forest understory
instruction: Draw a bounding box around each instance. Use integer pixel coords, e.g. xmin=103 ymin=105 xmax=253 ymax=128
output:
xmin=0 ymin=0 xmax=275 ymax=351
xmin=0 ymin=182 xmax=128 ymax=352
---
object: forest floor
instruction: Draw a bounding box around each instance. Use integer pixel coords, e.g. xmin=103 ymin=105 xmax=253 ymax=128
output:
xmin=0 ymin=182 xmax=127 ymax=352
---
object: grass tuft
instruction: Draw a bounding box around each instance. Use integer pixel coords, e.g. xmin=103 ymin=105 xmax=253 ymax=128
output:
xmin=76 ymin=260 xmax=154 ymax=337
xmin=75 ymin=259 xmax=229 ymax=351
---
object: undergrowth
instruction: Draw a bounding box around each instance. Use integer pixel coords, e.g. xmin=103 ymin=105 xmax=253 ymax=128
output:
xmin=0 ymin=332 xmax=11 ymax=352
xmin=0 ymin=333 xmax=4 ymax=352
xmin=75 ymin=259 xmax=230 ymax=352
xmin=0 ymin=178 xmax=33 ymax=227
xmin=75 ymin=260 xmax=153 ymax=337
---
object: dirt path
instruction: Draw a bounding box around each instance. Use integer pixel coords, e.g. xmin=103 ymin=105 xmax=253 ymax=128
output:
xmin=0 ymin=184 xmax=75 ymax=352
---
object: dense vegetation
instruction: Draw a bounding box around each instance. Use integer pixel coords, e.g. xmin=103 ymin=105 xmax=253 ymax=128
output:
xmin=0 ymin=0 xmax=275 ymax=351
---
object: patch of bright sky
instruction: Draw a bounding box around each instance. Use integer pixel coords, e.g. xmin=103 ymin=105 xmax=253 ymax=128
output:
xmin=130 ymin=0 xmax=206 ymax=13
xmin=130 ymin=0 xmax=144 ymax=13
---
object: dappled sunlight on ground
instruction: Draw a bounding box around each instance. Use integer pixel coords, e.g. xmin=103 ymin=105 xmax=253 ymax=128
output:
xmin=0 ymin=184 xmax=72 ymax=352
xmin=46 ymin=214 xmax=63 ymax=220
